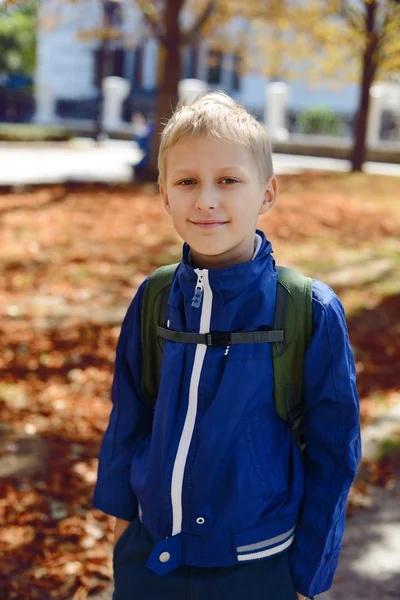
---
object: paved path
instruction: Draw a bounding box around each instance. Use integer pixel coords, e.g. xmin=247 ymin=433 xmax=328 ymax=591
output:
xmin=272 ymin=152 xmax=400 ymax=177
xmin=324 ymin=480 xmax=400 ymax=600
xmin=0 ymin=139 xmax=142 ymax=185
xmin=0 ymin=140 xmax=399 ymax=186
xmin=324 ymin=402 xmax=400 ymax=600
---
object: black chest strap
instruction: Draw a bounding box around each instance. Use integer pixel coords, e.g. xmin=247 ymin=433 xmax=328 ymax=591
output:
xmin=157 ymin=326 xmax=284 ymax=347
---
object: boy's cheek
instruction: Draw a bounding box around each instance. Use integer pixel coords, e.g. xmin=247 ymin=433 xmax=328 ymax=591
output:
xmin=159 ymin=184 xmax=172 ymax=215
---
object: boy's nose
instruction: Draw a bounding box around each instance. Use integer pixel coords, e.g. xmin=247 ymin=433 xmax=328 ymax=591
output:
xmin=194 ymin=188 xmax=219 ymax=211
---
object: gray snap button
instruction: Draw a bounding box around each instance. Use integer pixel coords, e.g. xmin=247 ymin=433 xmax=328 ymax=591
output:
xmin=196 ymin=517 xmax=205 ymax=525
xmin=159 ymin=551 xmax=170 ymax=563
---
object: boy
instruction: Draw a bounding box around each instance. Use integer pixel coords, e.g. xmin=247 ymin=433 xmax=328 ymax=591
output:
xmin=93 ymin=92 xmax=361 ymax=600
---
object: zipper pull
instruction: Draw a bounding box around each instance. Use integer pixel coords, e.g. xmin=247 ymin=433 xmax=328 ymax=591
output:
xmin=191 ymin=270 xmax=204 ymax=308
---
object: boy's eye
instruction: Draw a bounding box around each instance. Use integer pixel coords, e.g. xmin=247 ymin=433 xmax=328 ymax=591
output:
xmin=220 ymin=178 xmax=238 ymax=184
xmin=178 ymin=179 xmax=196 ymax=186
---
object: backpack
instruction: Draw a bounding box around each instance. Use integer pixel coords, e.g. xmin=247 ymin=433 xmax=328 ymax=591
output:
xmin=140 ymin=264 xmax=313 ymax=449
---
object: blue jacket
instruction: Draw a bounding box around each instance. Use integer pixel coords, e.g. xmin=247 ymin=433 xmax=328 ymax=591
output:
xmin=93 ymin=230 xmax=361 ymax=597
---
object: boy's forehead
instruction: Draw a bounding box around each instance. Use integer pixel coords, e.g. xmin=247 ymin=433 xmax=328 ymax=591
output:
xmin=170 ymin=134 xmax=244 ymax=152
xmin=165 ymin=135 xmax=255 ymax=172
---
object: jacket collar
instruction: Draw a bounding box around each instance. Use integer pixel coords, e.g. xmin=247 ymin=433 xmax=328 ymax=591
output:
xmin=174 ymin=229 xmax=276 ymax=304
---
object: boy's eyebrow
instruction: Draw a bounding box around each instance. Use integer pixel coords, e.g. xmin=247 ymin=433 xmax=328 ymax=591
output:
xmin=172 ymin=166 xmax=248 ymax=175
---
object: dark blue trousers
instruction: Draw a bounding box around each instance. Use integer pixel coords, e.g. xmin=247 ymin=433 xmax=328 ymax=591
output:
xmin=113 ymin=515 xmax=299 ymax=600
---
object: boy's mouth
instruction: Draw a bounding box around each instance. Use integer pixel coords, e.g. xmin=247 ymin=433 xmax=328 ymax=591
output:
xmin=189 ymin=220 xmax=228 ymax=229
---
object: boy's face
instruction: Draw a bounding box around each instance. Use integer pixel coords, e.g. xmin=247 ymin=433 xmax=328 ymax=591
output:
xmin=160 ymin=135 xmax=277 ymax=269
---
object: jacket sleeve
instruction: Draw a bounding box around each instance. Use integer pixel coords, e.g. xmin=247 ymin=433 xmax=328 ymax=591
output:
xmin=289 ymin=280 xmax=362 ymax=597
xmin=92 ymin=279 xmax=153 ymax=520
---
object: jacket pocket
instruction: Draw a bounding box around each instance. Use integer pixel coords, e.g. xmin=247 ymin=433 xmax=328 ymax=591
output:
xmin=246 ymin=407 xmax=290 ymax=497
xmin=113 ymin=516 xmax=138 ymax=561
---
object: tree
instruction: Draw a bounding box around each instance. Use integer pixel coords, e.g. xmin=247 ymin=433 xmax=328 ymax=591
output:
xmin=208 ymin=1 xmax=400 ymax=172
xmin=136 ymin=0 xmax=216 ymax=179
xmin=290 ymin=1 xmax=400 ymax=172
xmin=0 ymin=1 xmax=37 ymax=76
xmin=135 ymin=0 xmax=296 ymax=178
xmin=25 ymin=0 xmax=216 ymax=151
xmin=341 ymin=0 xmax=400 ymax=171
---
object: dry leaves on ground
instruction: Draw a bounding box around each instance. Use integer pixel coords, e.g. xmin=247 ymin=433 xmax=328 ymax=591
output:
xmin=0 ymin=174 xmax=399 ymax=598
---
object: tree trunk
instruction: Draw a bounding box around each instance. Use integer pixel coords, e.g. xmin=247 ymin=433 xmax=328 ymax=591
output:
xmin=350 ymin=2 xmax=379 ymax=172
xmin=146 ymin=0 xmax=183 ymax=181
xmin=350 ymin=47 xmax=377 ymax=171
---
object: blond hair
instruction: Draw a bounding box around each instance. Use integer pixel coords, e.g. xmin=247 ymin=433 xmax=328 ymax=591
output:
xmin=158 ymin=91 xmax=273 ymax=183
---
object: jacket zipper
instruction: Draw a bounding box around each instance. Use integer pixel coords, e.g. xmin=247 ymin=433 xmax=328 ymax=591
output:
xmin=170 ymin=269 xmax=212 ymax=536
xmin=191 ymin=271 xmax=204 ymax=307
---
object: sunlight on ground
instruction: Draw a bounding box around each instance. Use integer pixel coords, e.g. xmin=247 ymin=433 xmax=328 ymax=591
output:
xmin=351 ymin=523 xmax=400 ymax=579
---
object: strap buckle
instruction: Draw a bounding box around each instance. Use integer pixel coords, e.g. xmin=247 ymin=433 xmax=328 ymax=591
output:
xmin=206 ymin=332 xmax=231 ymax=347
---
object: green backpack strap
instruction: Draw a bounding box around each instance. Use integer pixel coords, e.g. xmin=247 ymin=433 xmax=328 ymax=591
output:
xmin=141 ymin=264 xmax=313 ymax=442
xmin=273 ymin=266 xmax=313 ymax=448
xmin=141 ymin=263 xmax=178 ymax=405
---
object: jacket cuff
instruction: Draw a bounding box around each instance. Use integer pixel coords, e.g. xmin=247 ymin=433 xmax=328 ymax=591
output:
xmin=290 ymin=545 xmax=341 ymax=597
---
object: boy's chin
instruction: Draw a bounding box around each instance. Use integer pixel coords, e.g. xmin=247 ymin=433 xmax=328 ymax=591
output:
xmin=190 ymin=243 xmax=228 ymax=258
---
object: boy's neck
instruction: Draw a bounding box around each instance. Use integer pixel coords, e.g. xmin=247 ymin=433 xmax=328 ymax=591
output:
xmin=189 ymin=233 xmax=260 ymax=270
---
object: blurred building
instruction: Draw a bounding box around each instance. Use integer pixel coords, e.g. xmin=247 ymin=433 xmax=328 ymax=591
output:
xmin=35 ymin=0 xmax=365 ymax=129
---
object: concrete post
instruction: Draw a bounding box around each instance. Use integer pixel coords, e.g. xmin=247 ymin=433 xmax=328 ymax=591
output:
xmin=34 ymin=82 xmax=57 ymax=124
xmin=178 ymin=78 xmax=208 ymax=106
xmin=386 ymin=83 xmax=400 ymax=115
xmin=367 ymin=84 xmax=386 ymax=147
xmin=102 ymin=76 xmax=131 ymax=131
xmin=265 ymin=82 xmax=290 ymax=141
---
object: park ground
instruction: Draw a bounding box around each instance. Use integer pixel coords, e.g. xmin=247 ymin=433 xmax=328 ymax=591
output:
xmin=0 ymin=172 xmax=399 ymax=598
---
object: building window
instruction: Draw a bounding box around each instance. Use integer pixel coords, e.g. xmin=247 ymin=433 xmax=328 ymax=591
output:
xmin=94 ymin=48 xmax=125 ymax=87
xmin=231 ymin=53 xmax=241 ymax=92
xmin=132 ymin=46 xmax=144 ymax=89
xmin=113 ymin=48 xmax=125 ymax=78
xmin=104 ymin=0 xmax=123 ymax=27
xmin=94 ymin=49 xmax=102 ymax=88
xmin=185 ymin=45 xmax=199 ymax=79
xmin=207 ymin=49 xmax=223 ymax=85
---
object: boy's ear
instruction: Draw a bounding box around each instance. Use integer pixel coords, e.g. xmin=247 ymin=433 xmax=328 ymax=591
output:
xmin=259 ymin=176 xmax=277 ymax=216
xmin=159 ymin=181 xmax=171 ymax=215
